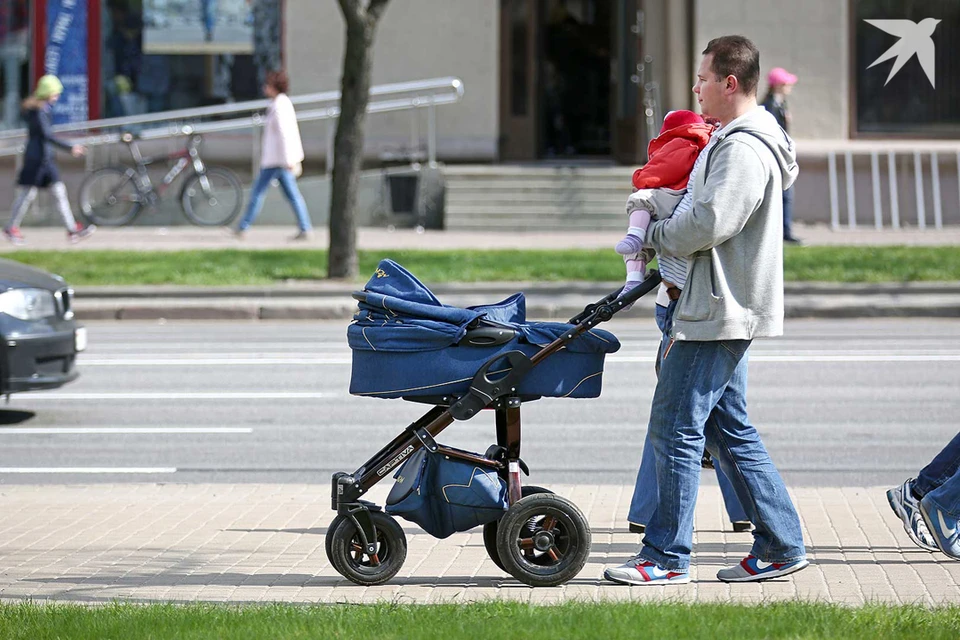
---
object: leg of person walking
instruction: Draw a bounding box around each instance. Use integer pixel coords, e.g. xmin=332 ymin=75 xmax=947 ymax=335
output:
xmin=704 ymin=354 xmax=807 ymax=581
xmin=715 ymin=463 xmax=750 ymax=527
xmin=783 ymin=186 xmax=799 ymax=243
xmin=609 ymin=340 xmax=746 ymax=583
xmin=235 ymin=167 xmax=278 ymax=234
xmin=275 ymin=169 xmax=312 ymax=237
xmin=4 ymin=186 xmax=38 ymax=244
xmin=887 ymin=432 xmax=960 ymax=552
xmin=626 ymin=300 xmax=674 ymax=532
xmin=920 ymin=464 xmax=960 ymax=559
xmin=914 ymin=433 xmax=960 ymax=499
xmin=51 ymin=182 xmax=95 ymax=242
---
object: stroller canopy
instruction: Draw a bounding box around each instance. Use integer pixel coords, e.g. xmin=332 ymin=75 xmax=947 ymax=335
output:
xmin=347 ymin=260 xmax=620 ymax=400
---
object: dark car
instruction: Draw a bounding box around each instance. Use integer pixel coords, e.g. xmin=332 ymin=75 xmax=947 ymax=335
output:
xmin=0 ymin=258 xmax=85 ymax=395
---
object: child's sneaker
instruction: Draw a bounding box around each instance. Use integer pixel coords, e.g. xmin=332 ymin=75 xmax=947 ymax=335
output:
xmin=919 ymin=497 xmax=960 ymax=560
xmin=603 ymin=555 xmax=690 ymax=585
xmin=3 ymin=227 xmax=24 ymax=246
xmin=68 ymin=223 xmax=96 ymax=244
xmin=717 ymin=554 xmax=809 ymax=582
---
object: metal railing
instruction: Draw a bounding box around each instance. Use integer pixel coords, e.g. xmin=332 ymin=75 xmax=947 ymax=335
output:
xmin=799 ymin=139 xmax=960 ymax=230
xmin=0 ymin=76 xmax=464 ymax=172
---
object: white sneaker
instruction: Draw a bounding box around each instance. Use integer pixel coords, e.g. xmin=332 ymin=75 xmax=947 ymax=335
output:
xmin=887 ymin=479 xmax=938 ymax=552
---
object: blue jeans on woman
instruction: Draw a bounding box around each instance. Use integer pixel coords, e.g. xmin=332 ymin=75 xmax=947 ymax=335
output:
xmin=628 ymin=301 xmax=748 ymax=527
xmin=915 ymin=432 xmax=960 ymax=516
xmin=637 ymin=333 xmax=806 ymax=572
xmin=237 ymin=167 xmax=312 ymax=232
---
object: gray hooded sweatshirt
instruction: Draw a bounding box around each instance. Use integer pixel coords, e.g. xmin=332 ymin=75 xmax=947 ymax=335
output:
xmin=645 ymin=106 xmax=798 ymax=341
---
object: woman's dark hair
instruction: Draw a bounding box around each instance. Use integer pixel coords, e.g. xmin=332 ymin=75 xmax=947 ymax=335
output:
xmin=265 ymin=70 xmax=290 ymax=94
xmin=702 ymin=36 xmax=760 ymax=96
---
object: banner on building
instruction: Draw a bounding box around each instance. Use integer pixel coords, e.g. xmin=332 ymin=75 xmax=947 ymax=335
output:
xmin=45 ymin=0 xmax=88 ymax=124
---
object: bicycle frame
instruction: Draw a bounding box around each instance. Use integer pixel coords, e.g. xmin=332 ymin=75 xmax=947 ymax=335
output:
xmin=123 ymin=134 xmax=209 ymax=198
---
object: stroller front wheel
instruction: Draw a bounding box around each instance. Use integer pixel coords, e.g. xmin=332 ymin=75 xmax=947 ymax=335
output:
xmin=328 ymin=511 xmax=407 ymax=586
xmin=495 ymin=493 xmax=591 ymax=587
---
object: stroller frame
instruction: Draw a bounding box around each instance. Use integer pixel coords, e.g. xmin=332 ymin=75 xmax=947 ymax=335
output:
xmin=329 ymin=271 xmax=662 ymax=587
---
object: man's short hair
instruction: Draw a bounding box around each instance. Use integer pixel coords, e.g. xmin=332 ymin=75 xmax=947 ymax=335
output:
xmin=702 ymin=36 xmax=760 ymax=96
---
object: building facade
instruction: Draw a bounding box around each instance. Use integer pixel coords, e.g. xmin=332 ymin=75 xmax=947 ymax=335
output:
xmin=7 ymin=0 xmax=959 ymax=157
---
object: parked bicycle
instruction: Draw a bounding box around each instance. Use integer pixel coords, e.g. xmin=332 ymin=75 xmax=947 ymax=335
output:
xmin=79 ymin=128 xmax=244 ymax=226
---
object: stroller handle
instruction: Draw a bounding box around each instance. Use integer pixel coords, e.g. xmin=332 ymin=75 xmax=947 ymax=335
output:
xmin=567 ymin=270 xmax=662 ymax=325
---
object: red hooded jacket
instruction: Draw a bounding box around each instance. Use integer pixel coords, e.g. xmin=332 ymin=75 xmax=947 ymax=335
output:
xmin=631 ymin=123 xmax=715 ymax=191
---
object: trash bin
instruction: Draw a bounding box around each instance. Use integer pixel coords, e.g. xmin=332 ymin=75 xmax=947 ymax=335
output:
xmin=387 ymin=174 xmax=419 ymax=215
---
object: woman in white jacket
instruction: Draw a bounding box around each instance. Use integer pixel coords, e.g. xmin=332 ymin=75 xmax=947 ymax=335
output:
xmin=235 ymin=70 xmax=312 ymax=239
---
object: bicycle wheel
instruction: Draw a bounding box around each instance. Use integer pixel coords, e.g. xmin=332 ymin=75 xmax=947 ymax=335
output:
xmin=180 ymin=167 xmax=243 ymax=226
xmin=79 ymin=167 xmax=143 ymax=226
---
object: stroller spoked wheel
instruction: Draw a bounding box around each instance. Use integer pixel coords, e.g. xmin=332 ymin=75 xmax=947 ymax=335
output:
xmin=495 ymin=493 xmax=591 ymax=587
xmin=328 ymin=511 xmax=407 ymax=586
xmin=483 ymin=485 xmax=552 ymax=572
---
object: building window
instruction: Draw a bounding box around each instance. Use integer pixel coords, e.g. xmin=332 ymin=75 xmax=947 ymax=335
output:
xmin=0 ymin=0 xmax=30 ymax=130
xmin=103 ymin=0 xmax=282 ymax=118
xmin=854 ymin=0 xmax=960 ymax=136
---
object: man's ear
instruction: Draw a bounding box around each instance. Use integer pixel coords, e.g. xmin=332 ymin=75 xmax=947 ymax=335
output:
xmin=725 ymin=75 xmax=739 ymax=95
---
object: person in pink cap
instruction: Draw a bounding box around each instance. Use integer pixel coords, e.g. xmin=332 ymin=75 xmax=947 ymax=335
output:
xmin=762 ymin=67 xmax=801 ymax=244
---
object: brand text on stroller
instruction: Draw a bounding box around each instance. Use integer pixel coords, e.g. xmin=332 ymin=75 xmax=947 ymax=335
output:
xmin=377 ymin=445 xmax=415 ymax=477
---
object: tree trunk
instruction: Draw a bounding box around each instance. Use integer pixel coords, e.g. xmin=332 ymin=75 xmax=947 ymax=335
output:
xmin=329 ymin=0 xmax=390 ymax=279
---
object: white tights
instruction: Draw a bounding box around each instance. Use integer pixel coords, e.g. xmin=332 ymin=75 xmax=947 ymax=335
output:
xmin=7 ymin=183 xmax=78 ymax=231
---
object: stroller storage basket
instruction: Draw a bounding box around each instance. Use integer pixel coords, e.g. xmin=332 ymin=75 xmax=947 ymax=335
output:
xmin=385 ymin=447 xmax=508 ymax=539
xmin=348 ymin=260 xmax=620 ymax=399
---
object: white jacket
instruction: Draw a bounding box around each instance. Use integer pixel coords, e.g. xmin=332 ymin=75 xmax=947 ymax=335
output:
xmin=260 ymin=93 xmax=304 ymax=169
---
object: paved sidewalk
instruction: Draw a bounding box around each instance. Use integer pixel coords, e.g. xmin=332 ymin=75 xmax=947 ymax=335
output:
xmin=0 ymin=483 xmax=956 ymax=605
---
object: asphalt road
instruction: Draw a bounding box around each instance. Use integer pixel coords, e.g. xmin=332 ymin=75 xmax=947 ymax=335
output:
xmin=0 ymin=318 xmax=957 ymax=488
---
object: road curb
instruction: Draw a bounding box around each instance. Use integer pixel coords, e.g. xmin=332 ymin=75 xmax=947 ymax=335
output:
xmin=72 ymin=295 xmax=960 ymax=321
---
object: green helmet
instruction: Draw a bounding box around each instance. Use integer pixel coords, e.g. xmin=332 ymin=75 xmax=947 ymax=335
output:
xmin=34 ymin=75 xmax=64 ymax=100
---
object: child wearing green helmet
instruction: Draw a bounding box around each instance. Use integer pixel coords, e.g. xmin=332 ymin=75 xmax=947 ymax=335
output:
xmin=3 ymin=75 xmax=96 ymax=245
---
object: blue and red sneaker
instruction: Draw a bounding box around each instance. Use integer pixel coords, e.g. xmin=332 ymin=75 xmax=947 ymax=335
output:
xmin=603 ymin=556 xmax=690 ymax=585
xmin=717 ymin=554 xmax=809 ymax=582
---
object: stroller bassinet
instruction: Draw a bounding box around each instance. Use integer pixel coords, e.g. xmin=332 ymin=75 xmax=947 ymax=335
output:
xmin=348 ymin=260 xmax=621 ymax=400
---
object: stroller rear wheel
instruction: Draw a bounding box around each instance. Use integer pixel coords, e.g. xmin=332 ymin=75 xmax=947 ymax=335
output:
xmin=325 ymin=514 xmax=348 ymax=566
xmin=495 ymin=493 xmax=591 ymax=587
xmin=483 ymin=485 xmax=552 ymax=572
xmin=328 ymin=511 xmax=407 ymax=586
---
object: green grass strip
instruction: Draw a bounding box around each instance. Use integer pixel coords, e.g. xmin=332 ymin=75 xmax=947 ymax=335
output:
xmin=3 ymin=245 xmax=960 ymax=286
xmin=0 ymin=601 xmax=958 ymax=640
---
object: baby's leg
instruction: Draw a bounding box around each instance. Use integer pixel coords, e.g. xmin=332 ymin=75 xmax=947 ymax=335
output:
xmin=618 ymin=254 xmax=647 ymax=309
xmin=615 ymin=208 xmax=651 ymax=255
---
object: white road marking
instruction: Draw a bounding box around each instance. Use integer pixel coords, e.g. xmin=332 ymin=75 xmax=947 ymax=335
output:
xmin=608 ymin=354 xmax=960 ymax=363
xmin=18 ymin=392 xmax=337 ymax=400
xmin=0 ymin=467 xmax=177 ymax=474
xmin=78 ymin=352 xmax=960 ymax=366
xmin=81 ymin=358 xmax=351 ymax=365
xmin=0 ymin=427 xmax=252 ymax=435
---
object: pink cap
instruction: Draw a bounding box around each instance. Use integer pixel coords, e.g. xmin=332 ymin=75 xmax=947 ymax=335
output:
xmin=767 ymin=67 xmax=797 ymax=87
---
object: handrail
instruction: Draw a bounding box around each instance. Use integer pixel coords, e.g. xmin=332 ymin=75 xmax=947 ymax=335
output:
xmin=0 ymin=76 xmax=463 ymax=142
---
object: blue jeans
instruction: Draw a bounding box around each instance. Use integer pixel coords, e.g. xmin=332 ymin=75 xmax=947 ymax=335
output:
xmin=237 ymin=167 xmax=312 ymax=232
xmin=628 ymin=302 xmax=748 ymax=526
xmin=783 ymin=186 xmax=795 ymax=239
xmin=201 ymin=0 xmax=216 ymax=34
xmin=915 ymin=433 xmax=960 ymax=517
xmin=638 ymin=337 xmax=806 ymax=571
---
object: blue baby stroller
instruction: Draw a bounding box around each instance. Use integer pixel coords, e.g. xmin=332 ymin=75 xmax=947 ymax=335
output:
xmin=328 ymin=260 xmax=661 ymax=587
